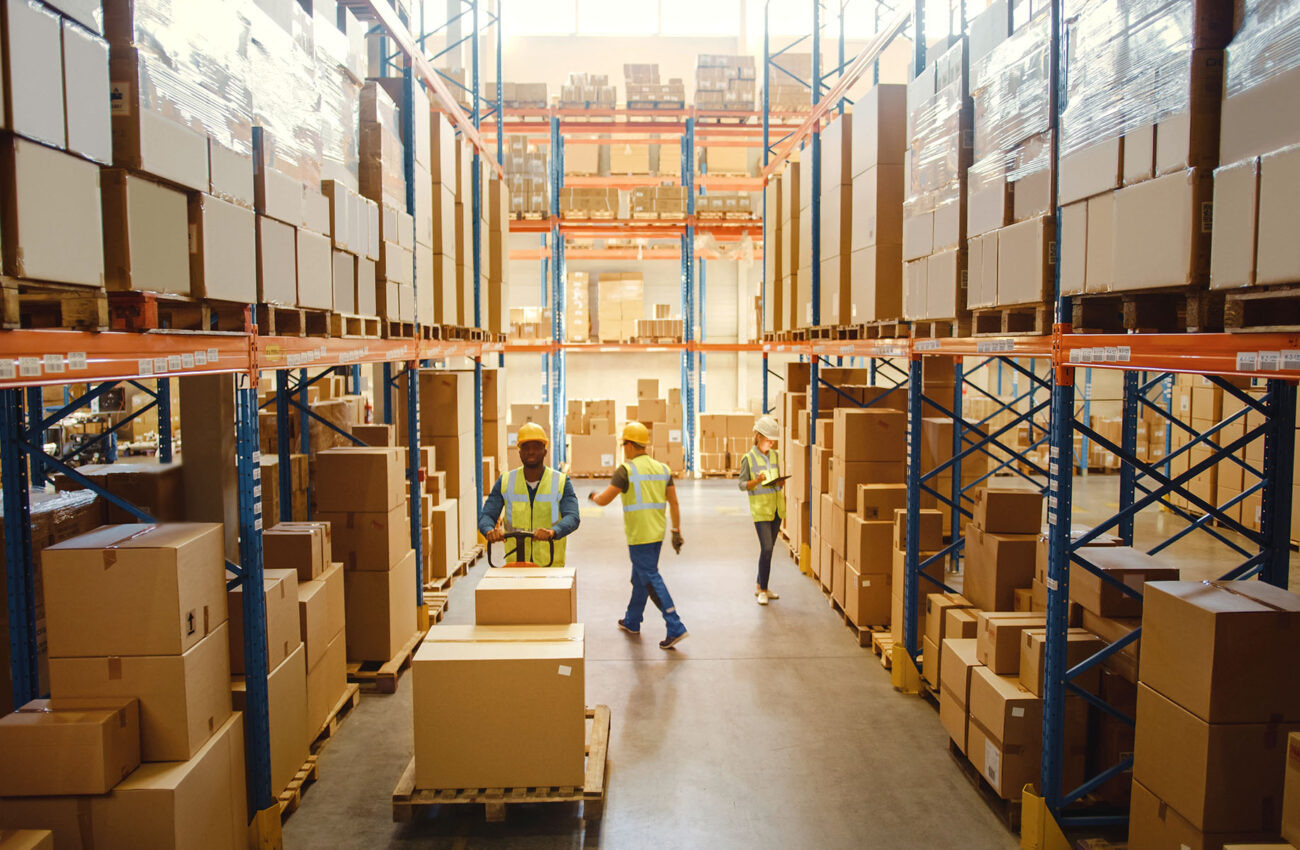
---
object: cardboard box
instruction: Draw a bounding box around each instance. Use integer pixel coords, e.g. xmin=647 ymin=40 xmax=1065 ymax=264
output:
xmin=254 ymin=214 xmax=296 ymax=304
xmin=48 ymin=622 xmax=233 ymax=762
xmin=1128 ymin=779 xmax=1279 ymax=850
xmin=4 ymin=0 xmax=64 ymax=147
xmin=263 ymin=522 xmax=331 ymax=582
xmin=857 ymin=484 xmax=908 ymax=520
xmin=87 ymin=711 xmax=248 ymax=850
xmin=315 ymin=447 xmax=406 ymax=513
xmin=231 ymin=644 xmax=307 ymax=796
xmin=413 ymin=625 xmax=586 ymax=789
xmin=0 ymin=829 xmax=54 ymax=849
xmin=962 ymin=524 xmax=1037 ymax=611
xmin=844 ymin=561 xmax=889 ymax=627
xmin=343 ymin=549 xmax=417 ymax=661
xmin=42 ymin=523 xmax=227 ymax=658
xmin=475 ymin=575 xmax=577 ymax=625
xmin=306 ymin=629 xmax=346 ymax=739
xmin=939 ymin=638 xmax=981 ymax=752
xmin=972 ymin=486 xmax=1042 ymax=534
xmin=427 ymin=500 xmax=459 ymax=579
xmin=995 ymin=215 xmax=1054 ymax=307
xmin=1113 ymin=168 xmax=1213 ymax=291
xmin=832 ymin=459 xmax=906 ymax=511
xmin=891 ymin=507 xmax=942 ymax=551
xmin=101 ymin=169 xmax=191 ymax=294
xmin=227 ymin=567 xmax=299 ymax=676
xmin=427 ymin=434 xmax=474 ymax=499
xmin=297 ymin=563 xmax=345 ymax=671
xmin=1211 ymin=156 xmax=1259 ymax=289
xmin=844 ymin=515 xmax=892 ymax=573
xmin=0 ymin=136 xmax=105 ymax=286
xmin=1285 ymin=732 xmax=1300 ymax=845
xmin=317 ymin=502 xmax=410 ymax=571
xmin=833 ymin=409 xmax=906 ymax=462
xmin=1134 ymin=682 xmax=1300 ymax=833
xmin=0 ymin=698 xmax=140 ymax=796
xmin=1059 ymin=138 xmax=1122 ymax=206
xmin=976 ymin=612 xmax=1047 ymax=674
xmin=924 ymin=592 xmax=973 ymax=649
xmin=187 ymin=193 xmax=256 ymax=302
xmin=1256 ymin=146 xmax=1300 ymax=286
xmin=966 ymin=666 xmax=1042 ymax=799
xmin=1141 ymin=580 xmax=1300 ymax=723
xmin=637 ymin=379 xmax=659 ymax=399
xmin=1068 ymin=546 xmax=1179 ymax=617
xmin=945 ymin=606 xmax=979 ymax=640
xmin=1018 ymin=628 xmax=1103 ymax=697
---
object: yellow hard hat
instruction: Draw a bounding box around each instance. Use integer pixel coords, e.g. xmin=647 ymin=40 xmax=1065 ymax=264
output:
xmin=621 ymin=421 xmax=651 ymax=446
xmin=516 ymin=422 xmax=548 ymax=447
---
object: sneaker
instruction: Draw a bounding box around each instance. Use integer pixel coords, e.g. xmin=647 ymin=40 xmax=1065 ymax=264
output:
xmin=618 ymin=619 xmax=640 ymax=635
xmin=757 ymin=591 xmax=769 ymax=606
xmin=659 ymin=631 xmax=689 ymax=650
xmin=765 ymin=590 xmax=780 ymax=600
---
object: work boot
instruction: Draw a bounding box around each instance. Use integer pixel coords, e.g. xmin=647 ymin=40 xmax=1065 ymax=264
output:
xmin=659 ymin=630 xmax=689 ymax=650
xmin=618 ymin=619 xmax=640 ymax=636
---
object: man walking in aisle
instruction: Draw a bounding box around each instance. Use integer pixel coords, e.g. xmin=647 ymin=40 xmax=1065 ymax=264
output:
xmin=588 ymin=422 xmax=688 ymax=649
xmin=479 ymin=422 xmax=580 ymax=566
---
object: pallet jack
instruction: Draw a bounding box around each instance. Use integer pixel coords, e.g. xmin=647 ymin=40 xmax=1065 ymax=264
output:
xmin=486 ymin=530 xmax=556 ymax=568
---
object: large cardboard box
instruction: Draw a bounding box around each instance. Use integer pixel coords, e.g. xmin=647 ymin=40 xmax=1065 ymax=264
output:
xmin=844 ymin=515 xmax=891 ymax=573
xmin=831 ymin=458 xmax=906 ymax=511
xmin=972 ymin=486 xmax=1042 ymax=534
xmin=0 ymin=829 xmax=54 ymax=849
xmin=263 ymin=521 xmax=331 ymax=583
xmin=256 ymin=214 xmax=297 ymax=305
xmin=857 ymin=483 xmax=908 ymax=520
xmin=0 ymin=698 xmax=140 ymax=796
xmin=1128 ymin=779 xmax=1278 ymax=850
xmin=42 ymin=523 xmax=227 ymax=659
xmin=101 ymin=169 xmax=191 ymax=294
xmin=975 ymin=612 xmax=1047 ymax=675
xmin=1141 ymin=580 xmax=1300 ymax=723
xmin=945 ymin=607 xmax=979 ymax=640
xmin=1134 ymin=683 xmax=1300 ymax=833
xmin=428 ymin=434 xmax=474 ymax=499
xmin=232 ymin=644 xmax=307 ymax=796
xmin=306 ymin=629 xmax=346 ymax=738
xmin=1285 ymin=732 xmax=1300 ymax=846
xmin=88 ymin=711 xmax=248 ymax=850
xmin=187 ymin=194 xmax=256 ymax=302
xmin=343 ymin=549 xmax=417 ymax=662
xmin=317 ymin=502 xmax=410 ymax=571
xmin=427 ymin=500 xmax=459 ymax=579
xmin=475 ymin=574 xmax=577 ymax=625
xmin=1 ymin=136 xmax=104 ymax=286
xmin=1068 ymin=546 xmax=1179 ymax=617
xmin=48 ymin=622 xmax=233 ymax=762
xmin=1018 ymin=628 xmax=1103 ymax=698
xmin=832 ymin=409 xmax=906 ymax=462
xmin=966 ymin=666 xmax=1042 ymax=799
xmin=315 ymin=448 xmax=406 ymax=513
xmin=297 ymin=563 xmax=345 ymax=671
xmin=569 ymin=434 xmax=617 ymax=476
xmin=939 ymin=638 xmax=981 ymax=753
xmin=226 ymin=567 xmax=299 ymax=676
xmin=414 ymin=625 xmax=586 ymax=789
xmin=892 ymin=507 xmax=942 ymax=551
xmin=924 ymin=593 xmax=973 ymax=649
xmin=962 ymin=524 xmax=1037 ymax=611
xmin=844 ymin=561 xmax=889 ymax=627
xmin=1112 ymin=168 xmax=1213 ymax=291
xmin=4 ymin=0 xmax=64 ymax=147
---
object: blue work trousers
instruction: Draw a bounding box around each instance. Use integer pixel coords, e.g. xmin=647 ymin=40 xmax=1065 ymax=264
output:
xmin=624 ymin=542 xmax=685 ymax=636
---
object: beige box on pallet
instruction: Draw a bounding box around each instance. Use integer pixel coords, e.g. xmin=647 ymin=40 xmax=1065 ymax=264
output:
xmin=295 ymin=228 xmax=332 ymax=311
xmin=1 ymin=136 xmax=104 ymax=286
xmin=232 ymin=643 xmax=307 ymax=796
xmin=188 ymin=193 xmax=256 ymax=302
xmin=298 ymin=563 xmax=344 ymax=671
xmin=0 ymin=697 xmax=140 ymax=796
xmin=476 ymin=575 xmax=577 ymax=625
xmin=101 ymin=169 xmax=190 ymax=294
xmin=3 ymin=0 xmax=63 ymax=146
xmin=257 ymin=214 xmax=297 ymax=305
xmin=317 ymin=503 xmax=411 ymax=572
xmin=226 ymin=567 xmax=299 ymax=676
xmin=62 ymin=19 xmax=111 ymax=165
xmin=344 ymin=549 xmax=417 ymax=662
xmin=306 ymin=629 xmax=346 ymax=739
xmin=413 ymin=625 xmax=586 ymax=790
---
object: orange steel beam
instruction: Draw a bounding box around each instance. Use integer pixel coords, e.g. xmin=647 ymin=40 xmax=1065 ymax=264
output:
xmin=1055 ymin=333 xmax=1300 ymax=380
xmin=510 ymin=247 xmax=764 ymax=260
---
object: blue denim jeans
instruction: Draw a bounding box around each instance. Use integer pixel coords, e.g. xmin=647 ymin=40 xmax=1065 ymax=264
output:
xmin=624 ymin=541 xmax=685 ymax=636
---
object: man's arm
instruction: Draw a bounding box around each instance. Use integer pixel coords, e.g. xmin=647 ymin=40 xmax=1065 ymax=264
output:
xmin=667 ymin=480 xmax=681 ymax=531
xmin=589 ymin=484 xmax=621 ymax=506
xmin=477 ymin=475 xmax=506 ymax=541
xmin=738 ymin=452 xmax=762 ymax=491
xmin=552 ymin=477 xmax=582 ymax=538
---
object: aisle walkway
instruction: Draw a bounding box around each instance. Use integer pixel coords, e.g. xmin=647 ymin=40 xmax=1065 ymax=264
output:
xmin=285 ymin=479 xmax=1019 ymax=849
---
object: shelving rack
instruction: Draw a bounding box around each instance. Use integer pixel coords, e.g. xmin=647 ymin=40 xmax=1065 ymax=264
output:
xmin=1 ymin=1 xmax=502 ymax=838
xmin=761 ymin=0 xmax=1300 ymax=842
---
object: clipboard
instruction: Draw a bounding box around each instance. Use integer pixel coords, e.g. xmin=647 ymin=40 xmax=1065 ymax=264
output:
xmin=762 ymin=474 xmax=790 ymax=486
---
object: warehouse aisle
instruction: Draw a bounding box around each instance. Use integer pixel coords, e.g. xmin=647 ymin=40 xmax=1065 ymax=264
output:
xmin=286 ymin=478 xmax=1017 ymax=849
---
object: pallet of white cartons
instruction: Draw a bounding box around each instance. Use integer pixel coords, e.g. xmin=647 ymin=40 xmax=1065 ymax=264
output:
xmin=1070 ymin=289 xmax=1224 ymax=333
xmin=278 ymin=754 xmax=320 ymax=821
xmin=391 ymin=705 xmax=611 ymax=824
xmin=970 ymin=305 xmax=1053 ymax=337
xmin=310 ymin=683 xmax=361 ymax=754
xmin=1224 ymin=283 xmax=1300 ymax=332
xmin=910 ymin=316 xmax=973 ymax=340
xmin=346 ymin=628 xmax=427 ymax=694
xmin=1 ymin=278 xmax=109 ymax=331
xmin=329 ymin=312 xmax=382 ymax=338
xmin=108 ymin=290 xmax=252 ymax=333
xmin=862 ymin=319 xmax=911 ymax=340
xmin=255 ymin=303 xmax=310 ymax=337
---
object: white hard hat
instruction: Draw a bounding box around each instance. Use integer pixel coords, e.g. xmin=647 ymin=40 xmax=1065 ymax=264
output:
xmin=754 ymin=415 xmax=781 ymax=441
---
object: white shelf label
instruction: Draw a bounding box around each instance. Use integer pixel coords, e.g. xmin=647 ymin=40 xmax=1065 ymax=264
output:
xmin=67 ymin=352 xmax=87 ymax=370
xmin=1236 ymin=351 xmax=1258 ymax=371
xmin=181 ymin=353 xmax=195 ymax=369
xmin=1046 ymin=577 xmax=1059 ymax=591
xmin=138 ymin=359 xmax=153 ymax=376
xmin=167 ymin=355 xmax=183 ymax=371
xmin=1259 ymin=351 xmax=1281 ymax=371
xmin=1281 ymin=350 xmax=1300 ymax=371
xmin=43 ymin=354 xmax=65 ymax=373
xmin=153 ymin=357 xmax=167 ymax=374
xmin=916 ymin=339 xmax=940 ymax=351
xmin=1117 ymin=346 xmax=1131 ymax=362
xmin=0 ymin=361 xmax=16 ymax=380
xmin=208 ymin=348 xmax=220 ymax=362
xmin=18 ymin=357 xmax=40 ymax=377
xmin=193 ymin=350 xmax=207 ymax=366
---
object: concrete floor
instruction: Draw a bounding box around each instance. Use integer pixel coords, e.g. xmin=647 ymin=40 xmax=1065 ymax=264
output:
xmin=284 ymin=475 xmax=1294 ymax=849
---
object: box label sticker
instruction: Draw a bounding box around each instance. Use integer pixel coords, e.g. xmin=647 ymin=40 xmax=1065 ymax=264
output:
xmin=194 ymin=350 xmax=207 ymax=366
xmin=1236 ymin=351 xmax=1258 ymax=371
xmin=208 ymin=348 xmax=219 ymax=362
xmin=983 ymin=740 xmax=1001 ymax=788
xmin=862 ymin=578 xmax=871 ymax=587
xmin=557 ymin=665 xmax=572 ymax=677
xmin=1011 ymin=706 xmax=1025 ymax=718
xmin=153 ymin=357 xmax=167 ymax=374
xmin=110 ymin=82 xmax=132 ymax=116
xmin=1046 ymin=577 xmax=1058 ymax=591
xmin=181 ymin=353 xmax=195 ymax=369
xmin=600 ymin=454 xmax=614 ymax=467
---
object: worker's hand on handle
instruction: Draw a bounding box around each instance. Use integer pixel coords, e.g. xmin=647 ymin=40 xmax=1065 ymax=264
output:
xmin=533 ymin=528 xmax=555 ymax=541
xmin=484 ymin=528 xmax=506 ymax=543
xmin=671 ymin=529 xmax=684 ymax=554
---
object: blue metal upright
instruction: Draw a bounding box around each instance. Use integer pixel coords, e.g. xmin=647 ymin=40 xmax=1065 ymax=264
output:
xmin=806 ymin=0 xmax=822 ymax=545
xmin=24 ymin=388 xmax=43 ymax=486
xmin=2 ymin=389 xmax=37 ymax=707
xmin=298 ymin=368 xmax=310 ymax=516
xmin=549 ymin=115 xmax=566 ymax=461
xmin=275 ymin=371 xmax=292 ymax=523
xmin=157 ymin=378 xmax=172 ymax=462
xmin=682 ymin=118 xmax=697 ymax=471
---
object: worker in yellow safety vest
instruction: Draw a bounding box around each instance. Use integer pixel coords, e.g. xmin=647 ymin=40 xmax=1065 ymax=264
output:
xmin=738 ymin=415 xmax=786 ymax=605
xmin=478 ymin=422 xmax=579 ymax=567
xmin=588 ymin=421 xmax=688 ymax=649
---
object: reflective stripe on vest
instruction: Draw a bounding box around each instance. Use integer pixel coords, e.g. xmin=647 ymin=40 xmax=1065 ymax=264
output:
xmin=744 ymin=447 xmax=784 ymax=522
xmin=500 ymin=466 xmax=567 ymax=567
xmin=620 ymin=454 xmax=670 ymax=544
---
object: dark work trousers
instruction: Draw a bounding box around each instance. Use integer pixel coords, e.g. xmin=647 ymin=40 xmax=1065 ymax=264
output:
xmin=754 ymin=515 xmax=781 ymax=590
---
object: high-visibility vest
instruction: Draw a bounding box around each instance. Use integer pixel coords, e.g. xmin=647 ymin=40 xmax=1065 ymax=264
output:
xmin=619 ymin=454 xmax=671 ymax=545
xmin=499 ymin=466 xmax=567 ymax=567
xmin=743 ymin=447 xmax=785 ymax=522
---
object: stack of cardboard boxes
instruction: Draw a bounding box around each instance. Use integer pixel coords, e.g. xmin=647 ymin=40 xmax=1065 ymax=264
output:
xmin=696 ymin=192 xmax=752 ymax=218
xmin=848 ymin=85 xmax=907 ymax=324
xmin=486 ymin=82 xmax=548 ymax=109
xmin=596 ymin=273 xmax=645 ymax=342
xmin=635 ymin=381 xmax=686 ymax=475
xmin=559 ymin=72 xmax=616 ymax=108
xmin=902 ymin=40 xmax=973 ymax=321
xmin=315 ymin=448 xmax=418 ymax=664
xmin=0 ymin=523 xmax=249 ymax=846
xmin=768 ymin=53 xmax=814 ymax=111
xmin=965 ymin=5 xmax=1054 ymax=311
xmin=504 ymin=135 xmax=549 ymax=217
xmin=695 ymin=55 xmax=756 ymax=110
xmin=702 ymin=146 xmax=749 ymax=176
xmin=509 ymin=306 xmax=551 ymax=340
xmin=567 ymin=271 xmax=590 ymax=341
xmin=624 ymin=64 xmax=685 ymax=107
xmin=559 ymin=187 xmax=619 ymax=218
xmin=630 ymin=186 xmax=688 ymax=218
xmin=776 ymin=161 xmax=803 ymax=330
xmin=699 ymin=411 xmax=757 ymax=475
xmin=1057 ymin=0 xmax=1231 ymax=297
xmin=566 ymin=399 xmax=619 ymax=477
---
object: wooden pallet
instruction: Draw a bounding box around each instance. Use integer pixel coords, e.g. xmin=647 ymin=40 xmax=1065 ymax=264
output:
xmin=631 ymin=211 xmax=661 ymax=220
xmin=870 ymin=632 xmax=895 ymax=668
xmin=1071 ymin=289 xmax=1225 ymax=333
xmin=947 ymin=739 xmax=1021 ymax=833
xmin=310 ymin=683 xmax=362 ymax=754
xmin=425 ymin=560 xmax=469 ymax=592
xmin=724 ymin=212 xmax=757 ymax=221
xmin=971 ymin=304 xmax=1052 ymax=337
xmin=862 ymin=319 xmax=911 ymax=339
xmin=330 ymin=312 xmax=382 ymax=338
xmin=346 ymin=628 xmax=426 ymax=694
xmin=911 ymin=317 xmax=973 ymax=339
xmin=457 ymin=543 xmax=485 ymax=570
xmin=519 ymin=212 xmax=547 ymax=221
xmin=1224 ymin=283 xmax=1300 ymax=332
xmin=696 ymin=211 xmax=726 ymax=220
xmin=827 ymin=597 xmax=881 ymax=648
xmin=627 ymin=100 xmax=685 ymax=110
xmin=1 ymin=278 xmax=109 ymax=331
xmin=425 ymin=592 xmax=449 ymax=624
xmin=632 ymin=336 xmax=684 ymax=344
xmin=658 ymin=211 xmax=686 ymax=220
xmin=109 ymin=291 xmax=252 ymax=333
xmin=391 ymin=705 xmax=611 ymax=824
xmin=278 ymin=754 xmax=320 ymax=820
xmin=559 ymin=211 xmax=616 ymax=220
xmin=256 ymin=304 xmax=316 ymax=337
xmin=384 ymin=320 xmax=417 ymax=339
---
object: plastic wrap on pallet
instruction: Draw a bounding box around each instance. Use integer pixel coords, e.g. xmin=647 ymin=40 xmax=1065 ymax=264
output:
xmin=245 ymin=2 xmax=322 ymax=187
xmin=1060 ymin=0 xmax=1205 ymax=157
xmin=359 ymin=81 xmax=407 ymax=208
xmin=970 ymin=14 xmax=1050 ymax=163
xmin=314 ymin=8 xmax=362 ymax=190
xmin=1225 ymin=0 xmax=1300 ymax=96
xmin=906 ymin=78 xmax=967 ymax=209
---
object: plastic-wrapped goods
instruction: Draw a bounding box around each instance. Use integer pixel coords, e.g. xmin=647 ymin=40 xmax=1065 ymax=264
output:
xmin=1221 ymin=0 xmax=1300 ymax=163
xmin=359 ymin=81 xmax=407 ymax=209
xmin=245 ymin=2 xmax=321 ymax=189
xmin=314 ymin=7 xmax=362 ymax=191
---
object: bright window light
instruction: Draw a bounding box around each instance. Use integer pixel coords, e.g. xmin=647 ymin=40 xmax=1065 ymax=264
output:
xmin=661 ymin=0 xmax=740 ymax=35
xmin=577 ymin=0 xmax=659 ymax=34
xmin=504 ymin=0 xmax=577 ymax=36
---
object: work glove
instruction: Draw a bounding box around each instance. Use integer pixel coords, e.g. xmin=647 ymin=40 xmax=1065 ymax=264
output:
xmin=671 ymin=530 xmax=684 ymax=554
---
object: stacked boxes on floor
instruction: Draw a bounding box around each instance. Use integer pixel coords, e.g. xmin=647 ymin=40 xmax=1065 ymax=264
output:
xmin=0 ymin=523 xmax=249 ymax=847
xmin=848 ymin=85 xmax=907 ymax=323
xmin=965 ymin=6 xmax=1055 ymax=311
xmin=902 ymin=39 xmax=972 ymax=321
xmin=315 ymin=448 xmax=418 ymax=663
xmin=778 ymin=362 xmax=811 ymax=551
xmin=567 ymin=398 xmax=619 ymax=477
xmin=1131 ymin=581 xmax=1300 ymax=847
xmin=1056 ymin=0 xmax=1232 ymax=297
xmin=699 ymin=411 xmax=757 ymax=475
xmin=694 ymin=54 xmax=755 ymax=110
xmin=635 ymin=381 xmax=686 ymax=475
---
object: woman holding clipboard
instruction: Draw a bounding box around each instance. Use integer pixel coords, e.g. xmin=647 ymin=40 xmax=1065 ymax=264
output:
xmin=739 ymin=415 xmax=788 ymax=605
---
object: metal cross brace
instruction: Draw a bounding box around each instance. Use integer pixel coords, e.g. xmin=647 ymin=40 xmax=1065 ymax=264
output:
xmin=283 ymin=396 xmax=369 ymax=448
xmin=57 ymin=400 xmax=157 ymax=465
